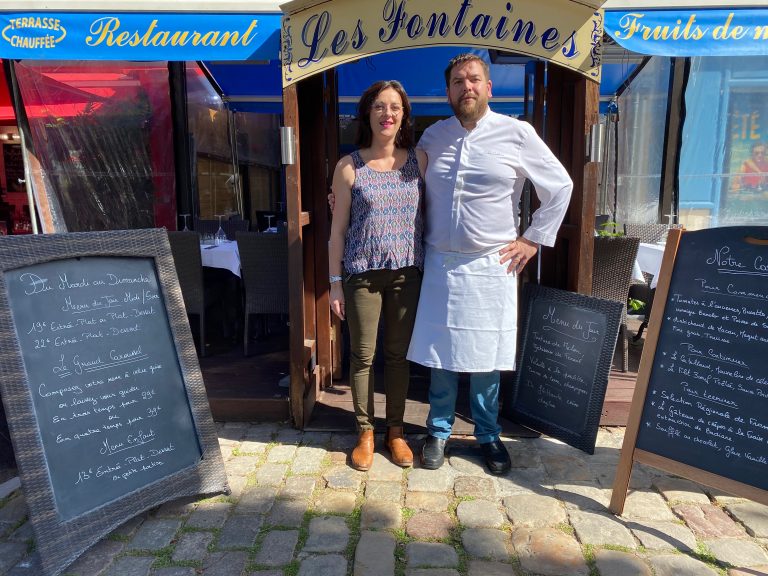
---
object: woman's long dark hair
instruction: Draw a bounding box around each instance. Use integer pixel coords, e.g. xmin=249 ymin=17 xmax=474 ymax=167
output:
xmin=355 ymin=80 xmax=414 ymax=149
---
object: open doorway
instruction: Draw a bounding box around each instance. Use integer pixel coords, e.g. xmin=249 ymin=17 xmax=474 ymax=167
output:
xmin=281 ymin=45 xmax=608 ymax=431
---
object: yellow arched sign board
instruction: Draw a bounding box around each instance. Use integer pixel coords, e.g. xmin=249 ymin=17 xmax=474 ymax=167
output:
xmin=280 ymin=0 xmax=604 ymax=86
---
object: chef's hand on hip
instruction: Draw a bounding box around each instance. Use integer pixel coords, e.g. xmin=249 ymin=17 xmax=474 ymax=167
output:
xmin=499 ymin=237 xmax=538 ymax=275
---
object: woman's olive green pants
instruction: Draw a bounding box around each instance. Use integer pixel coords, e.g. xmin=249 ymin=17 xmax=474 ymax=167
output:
xmin=343 ymin=266 xmax=421 ymax=430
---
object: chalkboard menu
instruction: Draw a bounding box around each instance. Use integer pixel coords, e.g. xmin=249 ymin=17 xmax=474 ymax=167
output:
xmin=509 ymin=284 xmax=623 ymax=454
xmin=611 ymin=227 xmax=768 ymax=513
xmin=6 ymin=256 xmax=203 ymax=519
xmin=0 ymin=230 xmax=227 ymax=576
xmin=636 ymin=227 xmax=768 ymax=488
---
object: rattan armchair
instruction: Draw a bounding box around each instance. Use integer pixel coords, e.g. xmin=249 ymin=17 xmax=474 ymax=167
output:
xmin=592 ymin=236 xmax=640 ymax=372
xmin=193 ymin=218 xmax=219 ymax=238
xmin=623 ymin=223 xmax=668 ymax=244
xmin=168 ymin=231 xmax=207 ymax=357
xmin=236 ymin=231 xmax=289 ymax=356
xmin=193 ymin=217 xmax=250 ymax=240
xmin=222 ymin=219 xmax=250 ymax=240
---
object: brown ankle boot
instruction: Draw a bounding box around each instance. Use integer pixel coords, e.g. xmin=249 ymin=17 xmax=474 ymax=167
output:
xmin=386 ymin=426 xmax=413 ymax=467
xmin=351 ymin=429 xmax=375 ymax=471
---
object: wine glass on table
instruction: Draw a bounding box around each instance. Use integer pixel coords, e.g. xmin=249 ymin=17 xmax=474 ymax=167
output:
xmin=264 ymin=214 xmax=275 ymax=233
xmin=179 ymin=213 xmax=191 ymax=231
xmin=214 ymin=214 xmax=227 ymax=245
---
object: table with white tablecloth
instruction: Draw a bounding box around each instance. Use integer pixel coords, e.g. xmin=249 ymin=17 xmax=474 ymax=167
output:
xmin=199 ymin=241 xmax=241 ymax=277
xmin=630 ymin=242 xmax=667 ymax=341
xmin=197 ymin=241 xmax=242 ymax=347
xmin=636 ymin=242 xmax=665 ymax=288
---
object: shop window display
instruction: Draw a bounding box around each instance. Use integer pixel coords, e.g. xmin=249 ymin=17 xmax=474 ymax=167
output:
xmin=679 ymin=56 xmax=768 ymax=228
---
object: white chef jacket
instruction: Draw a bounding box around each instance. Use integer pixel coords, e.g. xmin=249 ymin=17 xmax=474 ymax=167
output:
xmin=406 ymin=108 xmax=573 ymax=372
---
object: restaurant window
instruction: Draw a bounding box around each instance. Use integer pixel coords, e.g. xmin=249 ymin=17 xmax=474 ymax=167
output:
xmin=0 ymin=62 xmax=25 ymax=236
xmin=679 ymin=56 xmax=768 ymax=228
xmin=11 ymin=60 xmax=176 ymax=232
xmin=0 ymin=136 xmax=26 ymax=235
xmin=186 ymin=63 xmax=281 ymax=231
xmin=234 ymin=111 xmax=282 ymax=230
xmin=611 ymin=56 xmax=672 ymax=225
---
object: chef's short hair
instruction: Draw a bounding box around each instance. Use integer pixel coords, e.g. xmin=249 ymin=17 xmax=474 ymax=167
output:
xmin=444 ymin=54 xmax=490 ymax=87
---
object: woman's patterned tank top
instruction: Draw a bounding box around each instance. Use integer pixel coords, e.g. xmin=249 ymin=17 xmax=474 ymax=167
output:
xmin=343 ymin=148 xmax=424 ymax=274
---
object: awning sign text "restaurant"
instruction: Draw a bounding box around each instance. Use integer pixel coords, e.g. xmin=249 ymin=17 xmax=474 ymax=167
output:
xmin=0 ymin=12 xmax=283 ymax=61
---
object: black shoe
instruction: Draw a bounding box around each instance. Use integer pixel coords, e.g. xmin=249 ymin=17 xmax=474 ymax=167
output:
xmin=420 ymin=435 xmax=446 ymax=470
xmin=481 ymin=439 xmax=511 ymax=475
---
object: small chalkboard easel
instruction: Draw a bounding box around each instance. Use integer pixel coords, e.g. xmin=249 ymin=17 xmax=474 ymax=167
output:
xmin=509 ymin=284 xmax=623 ymax=454
xmin=610 ymin=227 xmax=768 ymax=514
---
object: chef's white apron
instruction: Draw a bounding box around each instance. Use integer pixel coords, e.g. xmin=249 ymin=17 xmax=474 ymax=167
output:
xmin=407 ymin=247 xmax=518 ymax=372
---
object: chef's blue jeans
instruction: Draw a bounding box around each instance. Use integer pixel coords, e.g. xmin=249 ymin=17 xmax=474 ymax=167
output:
xmin=427 ymin=368 xmax=502 ymax=444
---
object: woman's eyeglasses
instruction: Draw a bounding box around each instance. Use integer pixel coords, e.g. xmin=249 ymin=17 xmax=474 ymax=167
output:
xmin=372 ymin=103 xmax=402 ymax=115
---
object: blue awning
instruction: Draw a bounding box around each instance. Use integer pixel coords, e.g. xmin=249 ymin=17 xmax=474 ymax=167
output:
xmin=605 ymin=9 xmax=768 ymax=57
xmin=205 ymin=47 xmax=636 ymax=116
xmin=1 ymin=10 xmax=637 ymax=116
xmin=0 ymin=12 xmax=281 ymax=60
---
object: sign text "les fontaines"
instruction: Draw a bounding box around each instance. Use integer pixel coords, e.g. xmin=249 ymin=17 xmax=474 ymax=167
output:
xmin=297 ymin=0 xmax=579 ymax=68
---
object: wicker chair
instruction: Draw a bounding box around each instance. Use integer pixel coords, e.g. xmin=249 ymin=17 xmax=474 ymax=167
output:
xmin=623 ymin=223 xmax=667 ymax=244
xmin=222 ymin=218 xmax=249 ymax=240
xmin=193 ymin=218 xmax=220 ymax=238
xmin=193 ymin=217 xmax=250 ymax=240
xmin=236 ymin=231 xmax=289 ymax=356
xmin=168 ymin=231 xmax=207 ymax=357
xmin=592 ymin=236 xmax=640 ymax=372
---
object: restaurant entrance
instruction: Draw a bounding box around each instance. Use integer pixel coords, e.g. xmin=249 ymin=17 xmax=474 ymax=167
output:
xmin=278 ymin=0 xmax=605 ymax=429
xmin=0 ymin=1 xmax=613 ymax=430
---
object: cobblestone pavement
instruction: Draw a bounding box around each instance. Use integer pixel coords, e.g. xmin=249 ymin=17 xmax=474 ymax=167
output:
xmin=2 ymin=423 xmax=768 ymax=575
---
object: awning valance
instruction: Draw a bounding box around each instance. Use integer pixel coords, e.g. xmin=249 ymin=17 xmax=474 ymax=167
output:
xmin=604 ymin=8 xmax=768 ymax=56
xmin=0 ymin=1 xmax=283 ymax=13
xmin=0 ymin=11 xmax=282 ymax=60
xmin=279 ymin=0 xmax=605 ymax=86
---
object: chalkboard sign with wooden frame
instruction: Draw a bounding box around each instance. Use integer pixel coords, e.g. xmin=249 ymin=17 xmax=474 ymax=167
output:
xmin=0 ymin=229 xmax=228 ymax=576
xmin=509 ymin=284 xmax=623 ymax=454
xmin=611 ymin=227 xmax=768 ymax=514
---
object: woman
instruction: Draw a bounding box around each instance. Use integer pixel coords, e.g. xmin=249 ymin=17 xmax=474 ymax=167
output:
xmin=328 ymin=80 xmax=426 ymax=471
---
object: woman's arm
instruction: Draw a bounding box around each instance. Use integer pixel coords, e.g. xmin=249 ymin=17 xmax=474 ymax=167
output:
xmin=328 ymin=155 xmax=355 ymax=320
xmin=416 ymin=148 xmax=428 ymax=180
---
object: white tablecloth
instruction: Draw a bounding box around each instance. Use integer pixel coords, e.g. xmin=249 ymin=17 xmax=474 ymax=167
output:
xmin=200 ymin=242 xmax=241 ymax=277
xmin=634 ymin=242 xmax=665 ymax=289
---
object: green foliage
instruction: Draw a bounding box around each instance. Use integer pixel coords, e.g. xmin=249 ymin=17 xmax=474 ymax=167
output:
xmin=628 ymin=298 xmax=646 ymax=313
xmin=284 ymin=559 xmax=300 ymax=576
xmin=555 ymin=522 xmax=575 ymax=535
xmin=596 ymin=221 xmax=624 ymax=237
